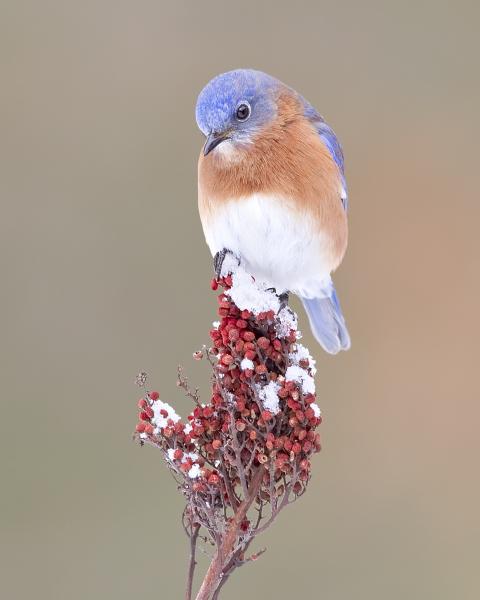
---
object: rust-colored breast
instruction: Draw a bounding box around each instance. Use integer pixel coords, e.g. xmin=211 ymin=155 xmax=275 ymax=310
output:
xmin=198 ymin=93 xmax=348 ymax=266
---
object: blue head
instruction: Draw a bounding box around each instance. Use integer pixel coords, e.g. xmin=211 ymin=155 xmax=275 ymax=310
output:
xmin=196 ymin=69 xmax=281 ymax=156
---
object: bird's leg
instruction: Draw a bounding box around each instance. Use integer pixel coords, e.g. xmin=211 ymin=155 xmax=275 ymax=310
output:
xmin=266 ymin=288 xmax=290 ymax=313
xmin=213 ymin=248 xmax=240 ymax=279
xmin=278 ymin=292 xmax=290 ymax=311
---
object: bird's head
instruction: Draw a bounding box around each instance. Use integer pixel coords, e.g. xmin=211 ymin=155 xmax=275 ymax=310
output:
xmin=195 ymin=69 xmax=282 ymax=157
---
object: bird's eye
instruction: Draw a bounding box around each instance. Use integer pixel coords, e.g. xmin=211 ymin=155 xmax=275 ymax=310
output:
xmin=236 ymin=102 xmax=251 ymax=121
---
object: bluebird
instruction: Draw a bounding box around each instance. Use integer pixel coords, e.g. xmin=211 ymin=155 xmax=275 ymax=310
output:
xmin=195 ymin=69 xmax=350 ymax=354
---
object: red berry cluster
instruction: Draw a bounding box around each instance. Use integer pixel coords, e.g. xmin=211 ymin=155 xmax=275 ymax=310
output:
xmin=134 ymin=273 xmax=322 ymax=529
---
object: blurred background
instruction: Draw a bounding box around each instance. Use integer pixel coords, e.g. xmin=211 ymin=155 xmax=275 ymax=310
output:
xmin=1 ymin=1 xmax=479 ymax=598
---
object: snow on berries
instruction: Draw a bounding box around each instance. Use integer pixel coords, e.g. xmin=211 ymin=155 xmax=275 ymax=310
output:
xmin=134 ymin=261 xmax=322 ymax=544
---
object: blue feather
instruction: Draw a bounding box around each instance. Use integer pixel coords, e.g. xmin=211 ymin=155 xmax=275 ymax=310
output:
xmin=301 ymin=281 xmax=350 ymax=354
xmin=303 ymin=102 xmax=348 ymax=211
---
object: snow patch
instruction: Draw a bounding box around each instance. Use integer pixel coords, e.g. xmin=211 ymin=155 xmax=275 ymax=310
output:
xmin=258 ymin=380 xmax=281 ymax=415
xmin=240 ymin=358 xmax=254 ymax=371
xmin=151 ymin=399 xmax=181 ymax=430
xmin=285 ymin=365 xmax=315 ymax=395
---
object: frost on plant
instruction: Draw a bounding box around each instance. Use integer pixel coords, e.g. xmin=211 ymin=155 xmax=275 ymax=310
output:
xmin=134 ymin=260 xmax=322 ymax=600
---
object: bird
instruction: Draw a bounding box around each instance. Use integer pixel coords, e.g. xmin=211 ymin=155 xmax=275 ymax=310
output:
xmin=195 ymin=69 xmax=350 ymax=354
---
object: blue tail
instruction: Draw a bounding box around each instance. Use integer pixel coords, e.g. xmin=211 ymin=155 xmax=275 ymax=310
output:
xmin=301 ymin=284 xmax=351 ymax=354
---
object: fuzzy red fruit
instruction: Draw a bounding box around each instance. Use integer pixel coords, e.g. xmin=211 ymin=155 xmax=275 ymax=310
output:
xmin=211 ymin=278 xmax=219 ymax=290
xmin=303 ymin=440 xmax=312 ymax=453
xmin=257 ymin=336 xmax=270 ymax=349
xmin=261 ymin=410 xmax=273 ymax=421
xmin=208 ymin=473 xmax=220 ymax=485
xmin=292 ymin=442 xmax=302 ymax=454
xmin=173 ymin=448 xmax=183 ymax=460
xmin=221 ymin=354 xmax=234 ymax=366
xmin=136 ymin=422 xmax=146 ymax=433
xmin=212 ymin=439 xmax=222 ymax=450
xmin=244 ymin=349 xmax=256 ymax=360
xmin=293 ymin=482 xmax=303 ymax=494
xmin=255 ymin=364 xmax=267 ymax=374
xmin=149 ymin=391 xmax=160 ymax=401
xmin=228 ymin=328 xmax=240 ymax=341
xmin=139 ymin=411 xmax=150 ymax=421
xmin=137 ymin=398 xmax=147 ymax=409
xmin=300 ymin=458 xmax=310 ymax=471
xmin=298 ymin=429 xmax=307 ymax=441
xmin=235 ymin=339 xmax=244 ymax=352
xmin=144 ymin=423 xmax=154 ymax=434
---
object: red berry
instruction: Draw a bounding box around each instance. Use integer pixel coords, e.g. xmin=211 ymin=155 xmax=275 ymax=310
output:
xmin=303 ymin=440 xmax=313 ymax=453
xmin=221 ymin=354 xmax=234 ymax=366
xmin=292 ymin=442 xmax=302 ymax=454
xmin=149 ymin=391 xmax=160 ymax=401
xmin=257 ymin=337 xmax=270 ymax=349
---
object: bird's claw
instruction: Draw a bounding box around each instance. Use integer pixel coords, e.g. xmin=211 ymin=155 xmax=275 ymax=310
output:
xmin=266 ymin=288 xmax=290 ymax=313
xmin=278 ymin=292 xmax=290 ymax=311
xmin=213 ymin=248 xmax=240 ymax=279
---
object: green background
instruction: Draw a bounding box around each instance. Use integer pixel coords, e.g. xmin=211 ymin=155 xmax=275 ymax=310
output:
xmin=1 ymin=1 xmax=479 ymax=598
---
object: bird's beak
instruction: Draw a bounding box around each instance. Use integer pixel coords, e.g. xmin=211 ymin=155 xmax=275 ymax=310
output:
xmin=203 ymin=131 xmax=229 ymax=156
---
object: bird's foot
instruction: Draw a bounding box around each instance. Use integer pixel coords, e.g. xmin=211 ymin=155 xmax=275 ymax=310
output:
xmin=278 ymin=292 xmax=290 ymax=311
xmin=266 ymin=288 xmax=290 ymax=313
xmin=213 ymin=248 xmax=240 ymax=279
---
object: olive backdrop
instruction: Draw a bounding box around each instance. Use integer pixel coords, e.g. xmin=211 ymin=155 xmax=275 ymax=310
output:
xmin=1 ymin=1 xmax=479 ymax=599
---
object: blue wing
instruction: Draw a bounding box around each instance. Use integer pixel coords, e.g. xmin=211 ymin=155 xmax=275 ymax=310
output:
xmin=303 ymin=102 xmax=348 ymax=211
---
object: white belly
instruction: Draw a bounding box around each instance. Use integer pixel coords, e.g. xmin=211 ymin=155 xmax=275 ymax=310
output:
xmin=201 ymin=194 xmax=333 ymax=298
